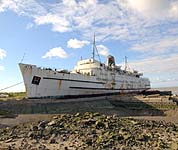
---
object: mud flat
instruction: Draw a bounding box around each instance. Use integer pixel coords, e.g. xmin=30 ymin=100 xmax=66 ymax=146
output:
xmin=0 ymin=94 xmax=178 ymax=122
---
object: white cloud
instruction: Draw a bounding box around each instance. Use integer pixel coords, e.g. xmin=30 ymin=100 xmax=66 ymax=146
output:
xmin=170 ymin=1 xmax=178 ymax=19
xmin=0 ymin=0 xmax=178 ymax=56
xmin=123 ymin=0 xmax=170 ymax=17
xmin=26 ymin=23 xmax=34 ymax=29
xmin=0 ymin=48 xmax=7 ymax=60
xmin=96 ymin=45 xmax=109 ymax=56
xmin=35 ymin=13 xmax=71 ymax=32
xmin=63 ymin=0 xmax=77 ymax=7
xmin=130 ymin=37 xmax=178 ymax=53
xmin=0 ymin=65 xmax=4 ymax=71
xmin=67 ymin=38 xmax=90 ymax=49
xmin=128 ymin=54 xmax=178 ymax=74
xmin=116 ymin=53 xmax=178 ymax=87
xmin=0 ymin=0 xmax=15 ymax=12
xmin=118 ymin=53 xmax=178 ymax=87
xmin=0 ymin=0 xmax=46 ymax=15
xmin=42 ymin=47 xmax=69 ymax=59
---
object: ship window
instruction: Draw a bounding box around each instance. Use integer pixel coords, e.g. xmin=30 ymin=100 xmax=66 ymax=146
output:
xmin=32 ymin=76 xmax=41 ymax=85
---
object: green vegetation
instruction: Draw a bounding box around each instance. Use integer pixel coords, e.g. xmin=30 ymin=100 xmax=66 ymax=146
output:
xmin=8 ymin=92 xmax=26 ymax=98
xmin=0 ymin=92 xmax=26 ymax=100
xmin=0 ymin=110 xmax=11 ymax=115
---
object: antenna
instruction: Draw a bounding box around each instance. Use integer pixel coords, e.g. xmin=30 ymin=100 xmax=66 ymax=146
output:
xmin=20 ymin=53 xmax=26 ymax=63
xmin=92 ymin=33 xmax=95 ymax=59
xmin=125 ymin=56 xmax=127 ymax=71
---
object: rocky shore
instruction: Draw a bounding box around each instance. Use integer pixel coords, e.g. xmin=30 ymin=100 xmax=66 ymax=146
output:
xmin=0 ymin=112 xmax=178 ymax=150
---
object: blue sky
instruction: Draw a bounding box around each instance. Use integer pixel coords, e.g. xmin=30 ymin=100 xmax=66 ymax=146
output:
xmin=0 ymin=0 xmax=178 ymax=92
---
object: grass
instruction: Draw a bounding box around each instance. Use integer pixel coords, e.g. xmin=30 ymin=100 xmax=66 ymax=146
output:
xmin=0 ymin=92 xmax=26 ymax=100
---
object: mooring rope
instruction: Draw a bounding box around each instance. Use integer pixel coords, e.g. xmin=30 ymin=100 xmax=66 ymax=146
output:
xmin=0 ymin=82 xmax=23 ymax=92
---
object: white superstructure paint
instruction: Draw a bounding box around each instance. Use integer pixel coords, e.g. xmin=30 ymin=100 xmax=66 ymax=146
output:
xmin=19 ymin=56 xmax=150 ymax=98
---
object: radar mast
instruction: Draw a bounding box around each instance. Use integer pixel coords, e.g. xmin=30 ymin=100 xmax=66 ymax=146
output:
xmin=91 ymin=33 xmax=101 ymax=62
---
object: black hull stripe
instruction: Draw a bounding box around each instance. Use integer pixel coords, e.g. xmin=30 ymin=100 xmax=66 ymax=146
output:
xmin=69 ymin=86 xmax=150 ymax=91
xmin=28 ymin=91 xmax=142 ymax=99
xmin=43 ymin=77 xmax=105 ymax=84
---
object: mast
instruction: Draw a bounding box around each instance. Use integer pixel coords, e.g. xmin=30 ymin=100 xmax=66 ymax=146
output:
xmin=124 ymin=56 xmax=127 ymax=71
xmin=91 ymin=33 xmax=101 ymax=62
xmin=92 ymin=33 xmax=95 ymax=59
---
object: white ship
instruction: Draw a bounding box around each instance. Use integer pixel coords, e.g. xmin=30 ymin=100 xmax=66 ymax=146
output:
xmin=19 ymin=39 xmax=150 ymax=99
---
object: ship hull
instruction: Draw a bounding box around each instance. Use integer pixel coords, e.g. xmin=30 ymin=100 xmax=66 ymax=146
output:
xmin=19 ymin=63 xmax=150 ymax=99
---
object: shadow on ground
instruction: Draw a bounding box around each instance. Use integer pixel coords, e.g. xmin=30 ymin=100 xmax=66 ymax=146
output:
xmin=0 ymin=94 xmax=173 ymax=117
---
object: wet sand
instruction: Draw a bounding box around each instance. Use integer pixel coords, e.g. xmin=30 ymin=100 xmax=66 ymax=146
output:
xmin=1 ymin=107 xmax=178 ymax=129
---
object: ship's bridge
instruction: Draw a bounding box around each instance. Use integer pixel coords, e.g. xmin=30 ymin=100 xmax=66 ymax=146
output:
xmin=72 ymin=58 xmax=104 ymax=76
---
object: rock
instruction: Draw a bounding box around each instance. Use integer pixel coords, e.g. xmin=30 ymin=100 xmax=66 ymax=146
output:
xmin=91 ymin=129 xmax=96 ymax=134
xmin=26 ymin=144 xmax=33 ymax=150
xmin=93 ymin=112 xmax=100 ymax=117
xmin=119 ymin=146 xmax=127 ymax=150
xmin=7 ymin=145 xmax=12 ymax=150
xmin=112 ymin=114 xmax=118 ymax=119
xmin=95 ymin=121 xmax=105 ymax=129
xmin=137 ymin=134 xmax=150 ymax=142
xmin=49 ymin=134 xmax=57 ymax=144
xmin=85 ymin=138 xmax=93 ymax=146
xmin=117 ymin=134 xmax=124 ymax=141
xmin=64 ymin=146 xmax=68 ymax=150
xmin=47 ymin=120 xmax=56 ymax=126
xmin=53 ymin=116 xmax=58 ymax=119
xmin=81 ymin=119 xmax=96 ymax=127
xmin=27 ymin=131 xmax=34 ymax=138
xmin=0 ymin=112 xmax=178 ymax=150
xmin=32 ymin=125 xmax=38 ymax=131
xmin=123 ymin=134 xmax=131 ymax=140
xmin=171 ymin=142 xmax=178 ymax=150
xmin=38 ymin=121 xmax=46 ymax=129
xmin=49 ymin=138 xmax=56 ymax=144
xmin=5 ymin=138 xmax=13 ymax=143
xmin=74 ymin=112 xmax=80 ymax=117
xmin=21 ymin=142 xmax=30 ymax=150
